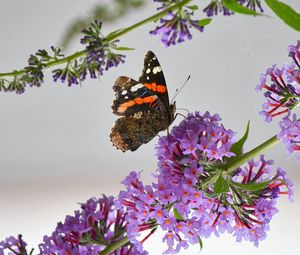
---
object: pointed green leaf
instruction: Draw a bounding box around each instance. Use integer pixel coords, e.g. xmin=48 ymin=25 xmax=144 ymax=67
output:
xmin=231 ymin=180 xmax=272 ymax=191
xmin=214 ymin=175 xmax=230 ymax=194
xmin=187 ymin=5 xmax=199 ymax=11
xmin=198 ymin=18 xmax=212 ymax=27
xmin=223 ymin=0 xmax=260 ymax=16
xmin=198 ymin=236 xmax=203 ymax=251
xmin=230 ymin=121 xmax=250 ymax=157
xmin=106 ymin=28 xmax=126 ymax=40
xmin=173 ymin=208 xmax=184 ymax=220
xmin=265 ymin=0 xmax=300 ymax=31
xmin=114 ymin=46 xmax=135 ymax=51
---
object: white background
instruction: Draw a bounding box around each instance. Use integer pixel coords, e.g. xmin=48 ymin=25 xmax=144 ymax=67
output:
xmin=0 ymin=0 xmax=299 ymax=254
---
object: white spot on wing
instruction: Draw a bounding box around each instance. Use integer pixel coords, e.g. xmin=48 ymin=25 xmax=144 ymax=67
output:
xmin=146 ymin=68 xmax=151 ymax=74
xmin=121 ymin=90 xmax=127 ymax=95
xmin=124 ymin=96 xmax=129 ymax=99
xmin=153 ymin=66 xmax=162 ymax=74
xmin=130 ymin=83 xmax=144 ymax=92
xmin=133 ymin=112 xmax=143 ymax=119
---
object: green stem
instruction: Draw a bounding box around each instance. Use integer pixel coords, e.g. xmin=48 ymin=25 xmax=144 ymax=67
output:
xmin=0 ymin=0 xmax=192 ymax=79
xmin=99 ymin=237 xmax=129 ymax=255
xmin=225 ymin=134 xmax=279 ymax=174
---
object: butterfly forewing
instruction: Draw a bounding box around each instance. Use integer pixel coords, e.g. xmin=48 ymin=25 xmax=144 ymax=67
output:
xmin=112 ymin=76 xmax=159 ymax=116
xmin=139 ymin=51 xmax=170 ymax=113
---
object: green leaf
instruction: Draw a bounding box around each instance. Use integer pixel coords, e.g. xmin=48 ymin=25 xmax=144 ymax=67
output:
xmin=231 ymin=180 xmax=272 ymax=191
xmin=173 ymin=208 xmax=184 ymax=220
xmin=198 ymin=236 xmax=203 ymax=251
xmin=187 ymin=5 xmax=199 ymax=11
xmin=230 ymin=121 xmax=250 ymax=158
xmin=214 ymin=174 xmax=230 ymax=194
xmin=265 ymin=0 xmax=300 ymax=31
xmin=106 ymin=28 xmax=126 ymax=40
xmin=223 ymin=0 xmax=260 ymax=16
xmin=113 ymin=46 xmax=135 ymax=51
xmin=198 ymin=18 xmax=212 ymax=27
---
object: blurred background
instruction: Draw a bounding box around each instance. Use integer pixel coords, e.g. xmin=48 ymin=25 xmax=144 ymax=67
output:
xmin=0 ymin=0 xmax=299 ymax=254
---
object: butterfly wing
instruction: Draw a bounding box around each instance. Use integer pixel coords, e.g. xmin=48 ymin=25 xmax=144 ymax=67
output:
xmin=110 ymin=110 xmax=166 ymax=152
xmin=112 ymin=76 xmax=159 ymax=116
xmin=138 ymin=50 xmax=170 ymax=113
xmin=110 ymin=51 xmax=174 ymax=152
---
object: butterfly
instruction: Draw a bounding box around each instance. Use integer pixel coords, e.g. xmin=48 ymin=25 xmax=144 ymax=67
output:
xmin=110 ymin=50 xmax=176 ymax=152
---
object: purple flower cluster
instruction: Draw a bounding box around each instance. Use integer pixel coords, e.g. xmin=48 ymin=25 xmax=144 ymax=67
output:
xmin=80 ymin=21 xmax=125 ymax=77
xmin=289 ymin=40 xmax=300 ymax=65
xmin=231 ymin=157 xmax=294 ymax=232
xmin=3 ymin=47 xmax=62 ymax=94
xmin=203 ymin=0 xmax=233 ymax=17
xmin=151 ymin=0 xmax=265 ymax=47
xmin=39 ymin=195 xmax=146 ymax=255
xmin=157 ymin=111 xmax=235 ymax=161
xmin=118 ymin=112 xmax=293 ymax=253
xmin=240 ymin=0 xmax=264 ymax=12
xmin=53 ymin=20 xmax=125 ymax=86
xmin=203 ymin=0 xmax=264 ymax=17
xmin=150 ymin=8 xmax=204 ymax=47
xmin=278 ymin=113 xmax=300 ymax=160
xmin=256 ymin=40 xmax=300 ymax=122
xmin=0 ymin=235 xmax=28 ymax=255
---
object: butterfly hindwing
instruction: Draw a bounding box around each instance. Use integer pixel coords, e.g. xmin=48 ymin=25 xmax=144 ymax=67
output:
xmin=110 ymin=110 xmax=167 ymax=152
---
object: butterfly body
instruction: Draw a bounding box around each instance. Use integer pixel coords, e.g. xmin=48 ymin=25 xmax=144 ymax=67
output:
xmin=110 ymin=51 xmax=175 ymax=152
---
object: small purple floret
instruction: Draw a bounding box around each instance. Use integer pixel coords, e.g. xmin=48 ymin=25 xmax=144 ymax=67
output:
xmin=278 ymin=113 xmax=300 ymax=160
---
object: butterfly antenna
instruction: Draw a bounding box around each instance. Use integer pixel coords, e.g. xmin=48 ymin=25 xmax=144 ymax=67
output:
xmin=171 ymin=75 xmax=191 ymax=104
xmin=176 ymin=108 xmax=189 ymax=114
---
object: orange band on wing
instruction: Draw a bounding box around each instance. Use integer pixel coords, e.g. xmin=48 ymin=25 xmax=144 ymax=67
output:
xmin=157 ymin=85 xmax=167 ymax=93
xmin=144 ymin=82 xmax=167 ymax=93
xmin=117 ymin=96 xmax=157 ymax=113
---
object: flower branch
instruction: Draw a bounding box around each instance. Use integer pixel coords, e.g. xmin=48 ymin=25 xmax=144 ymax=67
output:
xmin=99 ymin=237 xmax=130 ymax=255
xmin=3 ymin=0 xmax=299 ymax=94
xmin=225 ymin=135 xmax=279 ymax=175
xmin=0 ymin=0 xmax=193 ymax=94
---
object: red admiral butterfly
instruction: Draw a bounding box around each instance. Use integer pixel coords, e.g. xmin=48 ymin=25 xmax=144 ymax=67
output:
xmin=110 ymin=51 xmax=176 ymax=152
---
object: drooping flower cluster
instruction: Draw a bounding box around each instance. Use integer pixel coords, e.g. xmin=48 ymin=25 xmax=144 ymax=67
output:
xmin=53 ymin=20 xmax=125 ymax=86
xmin=256 ymin=40 xmax=300 ymax=158
xmin=118 ymin=112 xmax=293 ymax=254
xmin=151 ymin=1 xmax=204 ymax=47
xmin=240 ymin=0 xmax=264 ymax=12
xmin=39 ymin=195 xmax=147 ymax=255
xmin=256 ymin=40 xmax=300 ymax=122
xmin=231 ymin=157 xmax=294 ymax=242
xmin=203 ymin=0 xmax=264 ymax=17
xmin=278 ymin=113 xmax=300 ymax=160
xmin=203 ymin=0 xmax=233 ymax=17
xmin=0 ymin=235 xmax=29 ymax=255
xmin=3 ymin=47 xmax=63 ymax=94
